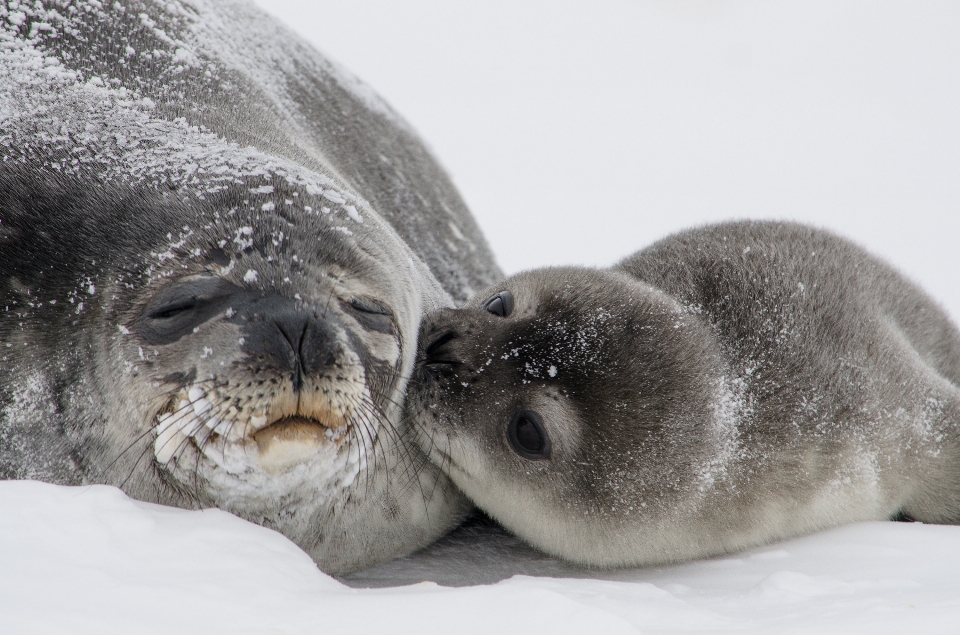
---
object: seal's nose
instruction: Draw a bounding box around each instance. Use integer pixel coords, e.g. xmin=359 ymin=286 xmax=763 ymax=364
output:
xmin=422 ymin=330 xmax=461 ymax=368
xmin=239 ymin=297 xmax=338 ymax=390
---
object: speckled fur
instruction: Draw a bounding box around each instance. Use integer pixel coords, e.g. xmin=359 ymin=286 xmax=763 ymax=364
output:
xmin=411 ymin=221 xmax=960 ymax=568
xmin=0 ymin=0 xmax=501 ymax=575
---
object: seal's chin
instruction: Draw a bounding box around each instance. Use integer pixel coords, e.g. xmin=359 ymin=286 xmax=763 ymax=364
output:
xmin=253 ymin=416 xmax=343 ymax=474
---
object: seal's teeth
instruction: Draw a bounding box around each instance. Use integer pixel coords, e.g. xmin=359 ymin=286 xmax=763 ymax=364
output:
xmin=188 ymin=386 xmax=206 ymax=403
xmin=251 ymin=414 xmax=268 ymax=429
xmin=178 ymin=399 xmax=190 ymax=412
xmin=155 ymin=425 xmax=186 ymax=464
xmin=204 ymin=416 xmax=221 ymax=431
xmin=193 ymin=398 xmax=212 ymax=416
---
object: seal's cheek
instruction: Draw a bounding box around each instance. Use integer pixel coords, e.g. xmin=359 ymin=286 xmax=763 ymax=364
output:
xmin=364 ymin=331 xmax=401 ymax=366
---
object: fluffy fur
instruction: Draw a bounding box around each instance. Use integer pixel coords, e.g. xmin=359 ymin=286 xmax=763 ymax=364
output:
xmin=411 ymin=221 xmax=960 ymax=567
xmin=0 ymin=0 xmax=501 ymax=574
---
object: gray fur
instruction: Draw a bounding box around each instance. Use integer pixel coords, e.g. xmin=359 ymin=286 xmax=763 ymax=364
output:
xmin=0 ymin=0 xmax=502 ymax=574
xmin=411 ymin=220 xmax=960 ymax=567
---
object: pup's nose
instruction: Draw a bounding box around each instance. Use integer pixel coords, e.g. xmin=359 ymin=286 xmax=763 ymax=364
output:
xmin=422 ymin=330 xmax=461 ymax=367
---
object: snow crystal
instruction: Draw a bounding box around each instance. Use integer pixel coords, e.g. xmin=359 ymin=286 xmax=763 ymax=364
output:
xmin=233 ymin=227 xmax=254 ymax=251
xmin=344 ymin=204 xmax=363 ymax=224
xmin=448 ymin=221 xmax=466 ymax=240
xmin=323 ymin=190 xmax=346 ymax=205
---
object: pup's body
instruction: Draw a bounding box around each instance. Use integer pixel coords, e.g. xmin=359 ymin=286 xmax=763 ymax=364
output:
xmin=411 ymin=221 xmax=960 ymax=567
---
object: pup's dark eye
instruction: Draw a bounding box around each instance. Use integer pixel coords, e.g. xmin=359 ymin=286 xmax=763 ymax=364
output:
xmin=481 ymin=290 xmax=514 ymax=317
xmin=507 ymin=410 xmax=551 ymax=460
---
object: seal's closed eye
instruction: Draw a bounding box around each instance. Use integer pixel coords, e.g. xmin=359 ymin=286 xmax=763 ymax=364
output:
xmin=149 ymin=296 xmax=198 ymax=319
xmin=137 ymin=276 xmax=238 ymax=345
xmin=343 ymin=297 xmax=394 ymax=334
xmin=508 ymin=410 xmax=551 ymax=460
xmin=481 ymin=290 xmax=514 ymax=317
xmin=349 ymin=297 xmax=391 ymax=315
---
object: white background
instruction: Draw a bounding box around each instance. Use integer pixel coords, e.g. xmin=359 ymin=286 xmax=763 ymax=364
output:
xmin=4 ymin=2 xmax=960 ymax=633
xmin=256 ymin=0 xmax=960 ymax=316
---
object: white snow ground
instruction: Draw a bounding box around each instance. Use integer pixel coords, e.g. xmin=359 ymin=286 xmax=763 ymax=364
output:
xmin=5 ymin=1 xmax=960 ymax=633
xmin=3 ymin=481 xmax=960 ymax=634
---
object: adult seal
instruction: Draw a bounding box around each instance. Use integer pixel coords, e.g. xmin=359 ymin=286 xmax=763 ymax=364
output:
xmin=411 ymin=221 xmax=960 ymax=568
xmin=0 ymin=0 xmax=502 ymax=575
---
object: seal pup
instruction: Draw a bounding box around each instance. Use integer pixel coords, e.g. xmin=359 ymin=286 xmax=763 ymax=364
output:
xmin=0 ymin=0 xmax=501 ymax=574
xmin=410 ymin=220 xmax=960 ymax=568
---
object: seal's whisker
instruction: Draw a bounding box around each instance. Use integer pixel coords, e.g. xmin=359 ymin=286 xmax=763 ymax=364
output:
xmin=321 ymin=273 xmax=344 ymax=320
xmin=396 ymin=388 xmax=470 ymax=511
xmin=415 ymin=428 xmax=453 ymax=515
xmin=357 ymin=392 xmax=439 ymax=512
xmin=106 ymin=425 xmax=160 ymax=477
xmin=110 ymin=388 xmax=213 ymax=480
xmin=5 ymin=0 xmax=496 ymax=578
xmin=356 ymin=395 xmax=406 ymax=479
xmin=107 ymin=392 xmax=196 ymax=474
xmin=346 ymin=412 xmax=373 ymax=497
xmin=347 ymin=395 xmax=386 ymax=498
xmin=191 ymin=397 xmax=235 ymax=467
xmin=112 ymin=386 xmax=223 ymax=491
xmin=118 ymin=434 xmax=161 ymax=492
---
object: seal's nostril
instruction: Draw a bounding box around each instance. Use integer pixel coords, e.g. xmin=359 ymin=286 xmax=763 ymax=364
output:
xmin=425 ymin=331 xmax=458 ymax=358
xmin=273 ymin=318 xmax=310 ymax=392
xmin=241 ymin=297 xmax=339 ymax=385
xmin=422 ymin=331 xmax=461 ymax=369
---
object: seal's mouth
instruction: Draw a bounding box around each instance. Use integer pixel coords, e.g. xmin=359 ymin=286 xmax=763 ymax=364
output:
xmin=153 ymin=385 xmax=352 ymax=472
xmin=254 ymin=415 xmax=333 ymax=440
xmin=253 ymin=416 xmax=345 ymax=473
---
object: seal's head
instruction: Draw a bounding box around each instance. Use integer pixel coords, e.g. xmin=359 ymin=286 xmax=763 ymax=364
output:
xmin=1 ymin=0 xmax=495 ymax=575
xmin=99 ymin=180 xmax=428 ymax=497
xmin=1 ymin=169 xmax=468 ymax=575
xmin=409 ymin=267 xmax=736 ymax=567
